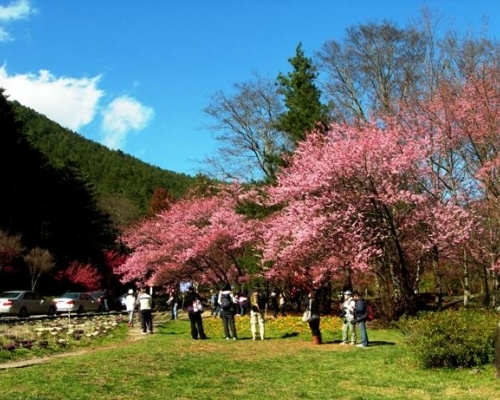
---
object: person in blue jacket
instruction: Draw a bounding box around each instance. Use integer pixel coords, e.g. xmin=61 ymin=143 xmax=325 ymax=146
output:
xmin=353 ymin=290 xmax=369 ymax=347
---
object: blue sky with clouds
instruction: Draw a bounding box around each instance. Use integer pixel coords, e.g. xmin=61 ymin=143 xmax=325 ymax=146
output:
xmin=1 ymin=0 xmax=499 ymax=176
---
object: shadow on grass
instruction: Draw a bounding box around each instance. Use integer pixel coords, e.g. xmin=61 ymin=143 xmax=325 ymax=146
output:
xmin=282 ymin=332 xmax=300 ymax=338
xmin=326 ymin=339 xmax=396 ymax=346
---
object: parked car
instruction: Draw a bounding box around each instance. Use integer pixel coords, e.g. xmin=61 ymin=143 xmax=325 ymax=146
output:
xmin=0 ymin=290 xmax=56 ymax=317
xmin=53 ymin=292 xmax=103 ymax=314
xmin=85 ymin=290 xmax=107 ymax=310
xmin=86 ymin=290 xmax=123 ymax=311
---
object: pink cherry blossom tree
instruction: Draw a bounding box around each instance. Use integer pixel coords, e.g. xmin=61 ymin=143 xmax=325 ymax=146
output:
xmin=397 ymin=66 xmax=500 ymax=306
xmin=260 ymin=117 xmax=474 ymax=317
xmin=114 ymin=184 xmax=260 ymax=289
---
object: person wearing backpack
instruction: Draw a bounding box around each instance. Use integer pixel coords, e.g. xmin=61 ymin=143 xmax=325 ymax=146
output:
xmin=352 ymin=290 xmax=369 ymax=347
xmin=218 ymin=284 xmax=238 ymax=340
xmin=249 ymin=285 xmax=266 ymax=340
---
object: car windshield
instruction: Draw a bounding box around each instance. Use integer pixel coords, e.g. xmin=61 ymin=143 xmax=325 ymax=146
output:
xmin=0 ymin=291 xmax=22 ymax=298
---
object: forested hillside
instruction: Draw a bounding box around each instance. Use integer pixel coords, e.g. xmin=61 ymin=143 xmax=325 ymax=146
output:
xmin=12 ymin=101 xmax=198 ymax=226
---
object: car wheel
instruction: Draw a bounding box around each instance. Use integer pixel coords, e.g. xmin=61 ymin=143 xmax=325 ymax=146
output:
xmin=77 ymin=306 xmax=84 ymax=314
xmin=18 ymin=307 xmax=29 ymax=318
xmin=47 ymin=306 xmax=56 ymax=316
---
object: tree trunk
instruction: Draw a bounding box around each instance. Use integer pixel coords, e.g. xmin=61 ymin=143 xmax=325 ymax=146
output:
xmin=432 ymin=246 xmax=442 ymax=310
xmin=463 ymin=247 xmax=470 ymax=307
xmin=491 ymin=271 xmax=500 ymax=309
xmin=482 ymin=263 xmax=490 ymax=307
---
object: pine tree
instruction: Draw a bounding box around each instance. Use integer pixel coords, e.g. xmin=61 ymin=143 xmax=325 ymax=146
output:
xmin=276 ymin=43 xmax=328 ymax=145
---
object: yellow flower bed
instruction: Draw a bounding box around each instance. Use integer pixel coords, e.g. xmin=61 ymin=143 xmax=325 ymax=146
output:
xmin=202 ymin=313 xmax=342 ymax=339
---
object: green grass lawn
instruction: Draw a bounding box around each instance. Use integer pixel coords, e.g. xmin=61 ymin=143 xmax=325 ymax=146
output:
xmin=0 ymin=313 xmax=498 ymax=400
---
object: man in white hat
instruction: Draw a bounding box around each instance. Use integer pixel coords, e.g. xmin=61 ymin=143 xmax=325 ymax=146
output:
xmin=125 ymin=289 xmax=137 ymax=327
xmin=340 ymin=290 xmax=356 ymax=345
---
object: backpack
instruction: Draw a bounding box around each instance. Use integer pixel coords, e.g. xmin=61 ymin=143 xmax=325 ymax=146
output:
xmin=220 ymin=293 xmax=233 ymax=311
xmin=366 ymin=303 xmax=374 ymax=322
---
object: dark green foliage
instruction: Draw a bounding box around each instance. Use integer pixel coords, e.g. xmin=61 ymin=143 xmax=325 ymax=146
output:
xmin=0 ymin=90 xmax=117 ymax=277
xmin=11 ymin=101 xmax=197 ymax=224
xmin=276 ymin=43 xmax=329 ymax=145
xmin=399 ymin=309 xmax=497 ymax=369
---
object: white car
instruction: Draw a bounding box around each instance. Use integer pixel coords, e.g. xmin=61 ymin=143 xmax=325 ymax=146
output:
xmin=53 ymin=292 xmax=103 ymax=314
xmin=0 ymin=290 xmax=56 ymax=317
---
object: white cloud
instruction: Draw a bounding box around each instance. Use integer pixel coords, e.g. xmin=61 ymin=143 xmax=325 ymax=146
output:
xmin=101 ymin=96 xmax=154 ymax=149
xmin=0 ymin=0 xmax=34 ymax=42
xmin=0 ymin=27 xmax=11 ymax=41
xmin=0 ymin=65 xmax=103 ymax=131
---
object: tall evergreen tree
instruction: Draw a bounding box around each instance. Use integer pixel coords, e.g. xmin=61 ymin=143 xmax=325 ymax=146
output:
xmin=276 ymin=43 xmax=329 ymax=145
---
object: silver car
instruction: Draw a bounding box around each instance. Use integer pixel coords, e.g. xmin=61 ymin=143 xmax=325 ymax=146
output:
xmin=53 ymin=292 xmax=103 ymax=314
xmin=0 ymin=290 xmax=56 ymax=317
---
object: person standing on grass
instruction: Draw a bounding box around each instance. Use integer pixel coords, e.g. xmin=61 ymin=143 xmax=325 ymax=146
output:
xmin=305 ymin=289 xmax=322 ymax=344
xmin=340 ymin=290 xmax=356 ymax=345
xmin=125 ymin=289 xmax=136 ymax=327
xmin=138 ymin=287 xmax=153 ymax=334
xmin=167 ymin=289 xmax=179 ymax=320
xmin=353 ymin=291 xmax=369 ymax=347
xmin=238 ymin=291 xmax=248 ymax=316
xmin=185 ymin=285 xmax=207 ymax=340
xmin=249 ymin=285 xmax=266 ymax=340
xmin=210 ymin=289 xmax=219 ymax=317
xmin=218 ymin=284 xmax=238 ymax=340
xmin=270 ymin=288 xmax=279 ymax=318
xmin=278 ymin=291 xmax=287 ymax=316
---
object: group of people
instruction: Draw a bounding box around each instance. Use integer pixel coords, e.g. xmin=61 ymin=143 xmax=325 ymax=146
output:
xmin=184 ymin=284 xmax=267 ymax=341
xmin=124 ymin=287 xmax=154 ymax=335
xmin=339 ymin=290 xmax=369 ymax=347
xmin=303 ymin=289 xmax=370 ymax=347
xmin=210 ymin=289 xmax=249 ymax=317
xmin=125 ymin=285 xmax=370 ymax=347
xmin=209 ymin=287 xmax=289 ymax=319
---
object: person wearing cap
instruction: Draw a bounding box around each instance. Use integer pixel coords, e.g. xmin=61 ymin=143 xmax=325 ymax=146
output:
xmin=125 ymin=289 xmax=136 ymax=327
xmin=340 ymin=290 xmax=356 ymax=345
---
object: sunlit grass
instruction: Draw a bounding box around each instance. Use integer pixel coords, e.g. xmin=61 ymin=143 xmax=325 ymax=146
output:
xmin=0 ymin=313 xmax=498 ymax=400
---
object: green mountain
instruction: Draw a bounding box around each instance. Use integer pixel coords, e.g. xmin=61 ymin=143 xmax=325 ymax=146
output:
xmin=11 ymin=101 xmax=198 ymax=227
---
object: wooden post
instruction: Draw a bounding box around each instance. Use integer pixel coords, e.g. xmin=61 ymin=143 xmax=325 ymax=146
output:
xmin=496 ymin=323 xmax=500 ymax=379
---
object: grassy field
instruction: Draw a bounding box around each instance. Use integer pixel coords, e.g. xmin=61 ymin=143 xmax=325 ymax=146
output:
xmin=0 ymin=313 xmax=498 ymax=400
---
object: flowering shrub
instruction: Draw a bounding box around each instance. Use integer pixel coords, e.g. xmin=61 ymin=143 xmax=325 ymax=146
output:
xmin=0 ymin=314 xmax=127 ymax=362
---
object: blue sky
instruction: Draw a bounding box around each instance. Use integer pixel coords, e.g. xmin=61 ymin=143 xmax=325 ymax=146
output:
xmin=1 ymin=0 xmax=499 ymax=176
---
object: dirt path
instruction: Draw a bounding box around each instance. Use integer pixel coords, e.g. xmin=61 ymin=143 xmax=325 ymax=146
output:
xmin=0 ymin=321 xmax=157 ymax=370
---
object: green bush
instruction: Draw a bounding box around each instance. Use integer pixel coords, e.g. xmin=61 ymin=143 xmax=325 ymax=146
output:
xmin=398 ymin=308 xmax=498 ymax=369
